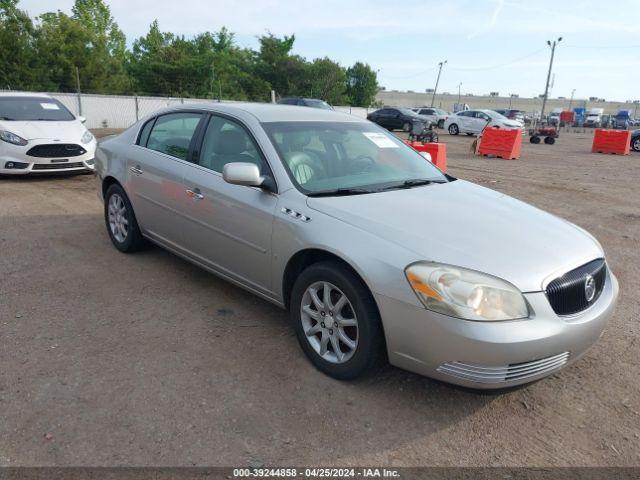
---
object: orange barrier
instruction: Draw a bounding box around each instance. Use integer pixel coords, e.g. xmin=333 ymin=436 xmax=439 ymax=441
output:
xmin=592 ymin=129 xmax=631 ymax=155
xmin=404 ymin=141 xmax=447 ymax=172
xmin=477 ymin=127 xmax=522 ymax=160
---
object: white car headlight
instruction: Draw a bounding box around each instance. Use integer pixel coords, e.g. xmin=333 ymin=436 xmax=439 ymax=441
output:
xmin=81 ymin=130 xmax=94 ymax=144
xmin=405 ymin=263 xmax=529 ymax=321
xmin=0 ymin=130 xmax=28 ymax=146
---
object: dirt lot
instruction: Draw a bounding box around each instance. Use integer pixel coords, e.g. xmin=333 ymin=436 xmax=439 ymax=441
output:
xmin=0 ymin=130 xmax=639 ymax=467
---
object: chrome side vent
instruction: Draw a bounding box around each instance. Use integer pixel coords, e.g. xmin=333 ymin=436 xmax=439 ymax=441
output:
xmin=281 ymin=207 xmax=311 ymax=222
xmin=437 ymin=352 xmax=570 ymax=384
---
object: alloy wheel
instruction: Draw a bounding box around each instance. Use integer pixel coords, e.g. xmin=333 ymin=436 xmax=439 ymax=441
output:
xmin=300 ymin=281 xmax=358 ymax=364
xmin=108 ymin=193 xmax=129 ymax=243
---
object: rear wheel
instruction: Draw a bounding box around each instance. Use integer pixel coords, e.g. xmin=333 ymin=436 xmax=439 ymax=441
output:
xmin=632 ymin=136 xmax=640 ymax=152
xmin=437 ymin=119 xmax=445 ymax=129
xmin=290 ymin=261 xmax=385 ymax=380
xmin=544 ymin=136 xmax=555 ymax=145
xmin=448 ymin=123 xmax=459 ymax=135
xmin=104 ymin=183 xmax=146 ymax=253
xmin=530 ymin=135 xmax=541 ymax=144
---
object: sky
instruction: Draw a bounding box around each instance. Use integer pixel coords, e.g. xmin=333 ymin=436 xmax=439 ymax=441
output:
xmin=17 ymin=0 xmax=640 ymax=101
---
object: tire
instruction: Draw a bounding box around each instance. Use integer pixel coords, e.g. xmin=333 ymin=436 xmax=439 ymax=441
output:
xmin=544 ymin=136 xmax=555 ymax=145
xmin=104 ymin=183 xmax=146 ymax=253
xmin=632 ymin=136 xmax=640 ymax=152
xmin=530 ymin=135 xmax=541 ymax=144
xmin=402 ymin=122 xmax=411 ymax=132
xmin=290 ymin=261 xmax=385 ymax=380
xmin=448 ymin=123 xmax=459 ymax=135
xmin=437 ymin=119 xmax=445 ymax=129
xmin=431 ymin=132 xmax=439 ymax=143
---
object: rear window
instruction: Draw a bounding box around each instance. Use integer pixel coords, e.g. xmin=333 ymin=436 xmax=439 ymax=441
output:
xmin=0 ymin=96 xmax=75 ymax=121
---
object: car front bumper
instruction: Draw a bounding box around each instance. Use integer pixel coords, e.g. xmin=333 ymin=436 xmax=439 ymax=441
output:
xmin=375 ymin=269 xmax=618 ymax=389
xmin=0 ymin=139 xmax=97 ymax=175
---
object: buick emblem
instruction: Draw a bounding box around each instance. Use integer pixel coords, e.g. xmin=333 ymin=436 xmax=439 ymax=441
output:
xmin=584 ymin=274 xmax=596 ymax=302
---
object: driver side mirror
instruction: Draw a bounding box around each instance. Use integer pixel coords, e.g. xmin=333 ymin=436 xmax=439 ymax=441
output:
xmin=77 ymin=116 xmax=86 ymax=124
xmin=223 ymin=162 xmax=276 ymax=192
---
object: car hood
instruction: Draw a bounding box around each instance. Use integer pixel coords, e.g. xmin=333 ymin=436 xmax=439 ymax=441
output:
xmin=0 ymin=120 xmax=86 ymax=141
xmin=497 ymin=119 xmax=523 ymax=128
xmin=306 ymin=180 xmax=603 ymax=292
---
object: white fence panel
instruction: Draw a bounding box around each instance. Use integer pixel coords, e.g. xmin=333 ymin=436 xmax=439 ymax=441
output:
xmin=39 ymin=92 xmax=374 ymax=129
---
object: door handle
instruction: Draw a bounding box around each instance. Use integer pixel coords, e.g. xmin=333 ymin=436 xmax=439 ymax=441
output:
xmin=129 ymin=165 xmax=143 ymax=175
xmin=186 ymin=188 xmax=204 ymax=200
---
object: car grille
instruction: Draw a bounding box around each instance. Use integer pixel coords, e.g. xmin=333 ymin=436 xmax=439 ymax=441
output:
xmin=437 ymin=352 xmax=570 ymax=384
xmin=546 ymin=259 xmax=606 ymax=316
xmin=27 ymin=144 xmax=86 ymax=158
xmin=32 ymin=162 xmax=85 ymax=170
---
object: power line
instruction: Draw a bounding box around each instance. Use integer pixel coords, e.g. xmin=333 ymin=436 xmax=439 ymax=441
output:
xmin=563 ymin=44 xmax=640 ymax=49
xmin=448 ymin=48 xmax=546 ymax=71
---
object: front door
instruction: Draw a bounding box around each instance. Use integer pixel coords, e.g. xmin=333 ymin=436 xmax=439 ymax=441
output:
xmin=179 ymin=114 xmax=278 ymax=295
xmin=126 ymin=111 xmax=204 ymax=246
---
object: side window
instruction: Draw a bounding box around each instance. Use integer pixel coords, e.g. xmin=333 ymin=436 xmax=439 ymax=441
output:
xmin=199 ymin=115 xmax=266 ymax=175
xmin=146 ymin=112 xmax=203 ymax=160
xmin=138 ymin=118 xmax=155 ymax=147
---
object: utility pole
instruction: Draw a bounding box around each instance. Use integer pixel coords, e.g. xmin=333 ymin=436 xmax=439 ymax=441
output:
xmin=568 ymin=88 xmax=576 ymax=110
xmin=75 ymin=66 xmax=82 ymax=116
xmin=457 ymin=82 xmax=462 ymax=105
xmin=540 ymin=37 xmax=562 ymax=120
xmin=430 ymin=60 xmax=447 ymax=107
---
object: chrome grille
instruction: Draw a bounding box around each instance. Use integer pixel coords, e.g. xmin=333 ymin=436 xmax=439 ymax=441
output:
xmin=437 ymin=352 xmax=570 ymax=384
xmin=546 ymin=259 xmax=606 ymax=316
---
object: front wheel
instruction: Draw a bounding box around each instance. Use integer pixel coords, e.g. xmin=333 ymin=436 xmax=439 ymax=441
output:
xmin=448 ymin=123 xmax=459 ymax=135
xmin=290 ymin=261 xmax=385 ymax=380
xmin=632 ymin=136 xmax=640 ymax=152
xmin=104 ymin=183 xmax=146 ymax=253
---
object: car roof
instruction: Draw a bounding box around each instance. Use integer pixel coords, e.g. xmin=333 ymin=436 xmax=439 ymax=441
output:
xmin=176 ymin=102 xmax=361 ymax=123
xmin=0 ymin=91 xmax=52 ymax=98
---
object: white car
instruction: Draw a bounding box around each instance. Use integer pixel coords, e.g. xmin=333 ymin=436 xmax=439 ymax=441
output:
xmin=0 ymin=92 xmax=97 ymax=175
xmin=412 ymin=107 xmax=449 ymax=129
xmin=444 ymin=109 xmax=523 ymax=136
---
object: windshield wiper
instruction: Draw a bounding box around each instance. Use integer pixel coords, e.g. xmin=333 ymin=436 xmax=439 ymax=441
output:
xmin=306 ymin=187 xmax=375 ymax=197
xmin=381 ymin=179 xmax=446 ymax=191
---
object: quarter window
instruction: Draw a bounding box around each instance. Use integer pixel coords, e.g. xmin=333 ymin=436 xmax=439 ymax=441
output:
xmin=146 ymin=112 xmax=203 ymax=160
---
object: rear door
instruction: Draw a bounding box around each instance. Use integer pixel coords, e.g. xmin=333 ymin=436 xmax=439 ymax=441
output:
xmin=126 ymin=111 xmax=204 ymax=246
xmin=179 ymin=113 xmax=278 ymax=294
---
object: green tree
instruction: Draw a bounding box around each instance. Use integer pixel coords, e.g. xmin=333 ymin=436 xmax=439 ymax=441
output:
xmin=305 ymin=57 xmax=347 ymax=104
xmin=346 ymin=62 xmax=378 ymax=107
xmin=255 ymin=32 xmax=306 ymax=97
xmin=0 ymin=0 xmax=41 ymax=90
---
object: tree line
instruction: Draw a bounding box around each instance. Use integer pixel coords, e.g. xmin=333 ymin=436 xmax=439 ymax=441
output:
xmin=0 ymin=0 xmax=379 ymax=106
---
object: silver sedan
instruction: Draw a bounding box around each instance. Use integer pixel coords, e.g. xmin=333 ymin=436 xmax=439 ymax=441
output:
xmin=94 ymin=103 xmax=618 ymax=389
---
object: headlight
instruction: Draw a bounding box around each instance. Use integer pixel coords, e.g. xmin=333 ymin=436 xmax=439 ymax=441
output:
xmin=405 ymin=263 xmax=529 ymax=321
xmin=0 ymin=130 xmax=28 ymax=146
xmin=81 ymin=130 xmax=94 ymax=144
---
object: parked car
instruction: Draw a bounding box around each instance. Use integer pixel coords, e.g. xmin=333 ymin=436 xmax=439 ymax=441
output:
xmin=444 ymin=109 xmax=523 ymax=135
xmin=411 ymin=107 xmax=448 ymax=128
xmin=367 ymin=107 xmax=432 ymax=132
xmin=631 ymin=130 xmax=640 ymax=152
xmin=277 ymin=97 xmax=333 ymax=110
xmin=95 ymin=103 xmax=618 ymax=389
xmin=0 ymin=92 xmax=96 ymax=175
xmin=504 ymin=109 xmax=525 ymax=123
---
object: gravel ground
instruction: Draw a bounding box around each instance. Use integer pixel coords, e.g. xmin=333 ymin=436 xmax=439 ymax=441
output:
xmin=0 ymin=130 xmax=638 ymax=467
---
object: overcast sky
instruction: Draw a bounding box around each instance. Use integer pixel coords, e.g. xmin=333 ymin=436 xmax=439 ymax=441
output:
xmin=18 ymin=0 xmax=640 ymax=101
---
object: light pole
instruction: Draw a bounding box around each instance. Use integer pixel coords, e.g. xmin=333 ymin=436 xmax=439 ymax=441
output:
xmin=457 ymin=82 xmax=462 ymax=105
xmin=568 ymin=88 xmax=576 ymax=110
xmin=430 ymin=60 xmax=447 ymax=107
xmin=540 ymin=37 xmax=562 ymax=120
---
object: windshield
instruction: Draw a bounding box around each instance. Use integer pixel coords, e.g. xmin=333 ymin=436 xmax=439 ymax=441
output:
xmin=0 ymin=96 xmax=75 ymax=121
xmin=487 ymin=110 xmax=508 ymax=120
xmin=262 ymin=121 xmax=448 ymax=194
xmin=305 ymin=99 xmax=333 ymax=110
